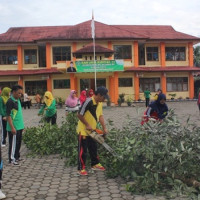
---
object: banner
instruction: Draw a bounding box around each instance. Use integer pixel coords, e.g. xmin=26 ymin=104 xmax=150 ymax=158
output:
xmin=75 ymin=60 xmax=124 ymax=72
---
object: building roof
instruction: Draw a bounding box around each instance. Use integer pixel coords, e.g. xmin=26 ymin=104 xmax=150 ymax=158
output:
xmin=73 ymin=43 xmax=114 ymax=54
xmin=0 ymin=68 xmax=61 ymax=76
xmin=0 ymin=20 xmax=199 ymax=43
xmin=125 ymin=66 xmax=200 ymax=72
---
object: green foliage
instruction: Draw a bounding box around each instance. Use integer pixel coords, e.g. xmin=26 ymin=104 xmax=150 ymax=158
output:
xmin=99 ymin=110 xmax=200 ymax=198
xmin=194 ymin=46 xmax=200 ymax=67
xmin=23 ymin=112 xmax=78 ymax=165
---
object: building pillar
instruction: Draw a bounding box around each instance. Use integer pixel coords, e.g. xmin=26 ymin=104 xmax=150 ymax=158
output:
xmin=133 ymin=41 xmax=138 ymax=67
xmin=18 ymin=76 xmax=23 ymax=87
xmin=134 ymin=73 xmax=139 ymax=100
xmin=160 ymin=42 xmax=166 ymax=67
xmin=109 ymin=76 xmax=114 ymax=103
xmin=47 ymin=75 xmax=52 ymax=92
xmin=46 ymin=43 xmax=51 ymax=69
xmin=70 ymin=73 xmax=75 ymax=90
xmin=188 ymin=42 xmax=193 ymax=67
xmin=161 ymin=73 xmax=167 ymax=94
xmin=17 ymin=45 xmax=23 ymax=70
xmin=113 ymin=72 xmax=118 ymax=104
xmin=72 ymin=42 xmax=77 ymax=62
xmin=189 ymin=72 xmax=194 ymax=99
xmin=108 ymin=41 xmax=112 ymax=60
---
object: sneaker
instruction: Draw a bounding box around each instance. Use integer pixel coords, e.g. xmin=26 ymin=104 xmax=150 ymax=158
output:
xmin=16 ymin=158 xmax=25 ymax=162
xmin=1 ymin=144 xmax=5 ymax=147
xmin=0 ymin=190 xmax=6 ymax=199
xmin=10 ymin=161 xmax=20 ymax=166
xmin=78 ymin=169 xmax=88 ymax=176
xmin=91 ymin=163 xmax=106 ymax=171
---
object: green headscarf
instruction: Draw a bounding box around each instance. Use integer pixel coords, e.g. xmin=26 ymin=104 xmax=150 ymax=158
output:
xmin=1 ymin=87 xmax=11 ymax=104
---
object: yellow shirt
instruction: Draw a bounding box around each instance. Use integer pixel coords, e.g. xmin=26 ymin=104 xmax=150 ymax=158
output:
xmin=77 ymin=96 xmax=103 ymax=136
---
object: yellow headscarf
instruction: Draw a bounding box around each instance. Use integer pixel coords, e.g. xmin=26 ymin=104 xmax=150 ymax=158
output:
xmin=1 ymin=87 xmax=11 ymax=104
xmin=44 ymin=91 xmax=54 ymax=107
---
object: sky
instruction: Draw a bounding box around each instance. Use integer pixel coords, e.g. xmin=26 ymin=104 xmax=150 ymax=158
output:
xmin=0 ymin=0 xmax=200 ymax=39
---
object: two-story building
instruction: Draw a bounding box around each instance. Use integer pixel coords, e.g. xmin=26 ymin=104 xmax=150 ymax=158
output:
xmin=0 ymin=20 xmax=200 ymax=104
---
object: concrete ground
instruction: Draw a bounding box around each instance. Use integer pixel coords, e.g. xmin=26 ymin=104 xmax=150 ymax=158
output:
xmin=1 ymin=101 xmax=198 ymax=200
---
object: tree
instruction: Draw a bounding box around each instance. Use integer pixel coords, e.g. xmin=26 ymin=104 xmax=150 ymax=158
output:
xmin=194 ymin=46 xmax=200 ymax=67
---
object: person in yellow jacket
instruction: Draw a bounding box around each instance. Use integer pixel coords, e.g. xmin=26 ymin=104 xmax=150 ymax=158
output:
xmin=154 ymin=88 xmax=162 ymax=100
xmin=38 ymin=91 xmax=57 ymax=125
xmin=77 ymin=86 xmax=108 ymax=176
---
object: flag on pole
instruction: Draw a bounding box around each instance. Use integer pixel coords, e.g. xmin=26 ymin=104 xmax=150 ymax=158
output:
xmin=91 ymin=11 xmax=95 ymax=39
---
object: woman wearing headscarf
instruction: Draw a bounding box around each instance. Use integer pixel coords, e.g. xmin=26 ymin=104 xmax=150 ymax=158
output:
xmin=38 ymin=91 xmax=57 ymax=125
xmin=79 ymin=90 xmax=87 ymax=105
xmin=88 ymin=89 xmax=94 ymax=97
xmin=65 ymin=90 xmax=80 ymax=115
xmin=141 ymin=93 xmax=168 ymax=125
xmin=0 ymin=87 xmax=11 ymax=146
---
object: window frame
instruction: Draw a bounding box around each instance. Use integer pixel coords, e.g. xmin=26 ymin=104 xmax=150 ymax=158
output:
xmin=114 ymin=45 xmax=132 ymax=59
xmin=53 ymin=46 xmax=71 ymax=64
xmin=0 ymin=50 xmax=17 ymax=65
xmin=139 ymin=78 xmax=160 ymax=92
xmin=24 ymin=49 xmax=37 ymax=64
xmin=167 ymin=77 xmax=188 ymax=92
xmin=53 ymin=79 xmax=70 ymax=89
xmin=25 ymin=80 xmax=47 ymax=95
xmin=119 ymin=78 xmax=133 ymax=87
xmin=146 ymin=47 xmax=159 ymax=61
xmin=165 ymin=47 xmax=186 ymax=61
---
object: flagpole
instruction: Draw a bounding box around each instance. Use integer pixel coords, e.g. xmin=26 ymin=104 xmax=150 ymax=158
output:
xmin=91 ymin=11 xmax=97 ymax=90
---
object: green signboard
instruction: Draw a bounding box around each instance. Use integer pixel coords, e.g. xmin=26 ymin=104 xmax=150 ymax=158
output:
xmin=75 ymin=60 xmax=124 ymax=72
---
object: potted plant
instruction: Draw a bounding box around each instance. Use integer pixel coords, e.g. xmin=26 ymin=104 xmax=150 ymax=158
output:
xmin=126 ymin=96 xmax=133 ymax=106
xmin=119 ymin=93 xmax=125 ymax=103
xmin=56 ymin=97 xmax=64 ymax=108
xmin=106 ymin=97 xmax=111 ymax=107
xmin=117 ymin=98 xmax=122 ymax=106
xmin=169 ymin=93 xmax=176 ymax=100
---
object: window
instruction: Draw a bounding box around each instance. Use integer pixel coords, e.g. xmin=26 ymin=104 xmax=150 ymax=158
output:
xmin=167 ymin=77 xmax=188 ymax=91
xmin=119 ymin=78 xmax=133 ymax=87
xmin=0 ymin=50 xmax=17 ymax=65
xmin=25 ymin=81 xmax=47 ymax=95
xmin=53 ymin=79 xmax=70 ymax=89
xmin=53 ymin=46 xmax=71 ymax=64
xmin=146 ymin=47 xmax=159 ymax=61
xmin=0 ymin=81 xmax=18 ymax=89
xmin=114 ymin=45 xmax=132 ymax=59
xmin=139 ymin=78 xmax=160 ymax=92
xmin=165 ymin=47 xmax=186 ymax=61
xmin=97 ymin=79 xmax=106 ymax=87
xmin=24 ymin=49 xmax=37 ymax=64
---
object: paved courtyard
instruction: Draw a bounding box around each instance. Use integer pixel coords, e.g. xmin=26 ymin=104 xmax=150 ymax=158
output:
xmin=1 ymin=101 xmax=199 ymax=200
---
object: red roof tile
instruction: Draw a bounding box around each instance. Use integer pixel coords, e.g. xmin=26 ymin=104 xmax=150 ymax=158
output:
xmin=0 ymin=68 xmax=61 ymax=76
xmin=73 ymin=43 xmax=114 ymax=54
xmin=125 ymin=66 xmax=200 ymax=72
xmin=0 ymin=20 xmax=199 ymax=44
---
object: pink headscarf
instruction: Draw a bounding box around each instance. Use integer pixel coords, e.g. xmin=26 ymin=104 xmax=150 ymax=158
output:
xmin=79 ymin=90 xmax=87 ymax=105
xmin=65 ymin=90 xmax=78 ymax=107
xmin=88 ymin=89 xmax=94 ymax=97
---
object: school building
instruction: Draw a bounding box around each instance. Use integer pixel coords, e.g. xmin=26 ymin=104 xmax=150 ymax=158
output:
xmin=0 ymin=20 xmax=200 ymax=104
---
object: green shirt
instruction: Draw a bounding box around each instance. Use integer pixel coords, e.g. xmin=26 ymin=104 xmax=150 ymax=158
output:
xmin=144 ymin=90 xmax=151 ymax=98
xmin=0 ymin=97 xmax=6 ymax=116
xmin=38 ymin=99 xmax=57 ymax=117
xmin=6 ymin=96 xmax=24 ymax=131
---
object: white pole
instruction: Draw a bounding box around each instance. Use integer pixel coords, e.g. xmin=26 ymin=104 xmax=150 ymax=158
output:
xmin=93 ymin=37 xmax=96 ymax=90
xmin=91 ymin=11 xmax=97 ymax=90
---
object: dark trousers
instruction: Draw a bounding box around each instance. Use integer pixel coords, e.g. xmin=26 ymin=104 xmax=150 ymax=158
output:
xmin=8 ymin=130 xmax=23 ymax=163
xmin=145 ymin=98 xmax=150 ymax=107
xmin=45 ymin=113 xmax=57 ymax=125
xmin=24 ymin=101 xmax=30 ymax=109
xmin=0 ymin=147 xmax=2 ymax=189
xmin=1 ymin=118 xmax=7 ymax=144
xmin=78 ymin=135 xmax=99 ymax=170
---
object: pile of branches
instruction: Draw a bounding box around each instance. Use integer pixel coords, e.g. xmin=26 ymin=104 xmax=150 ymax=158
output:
xmin=99 ymin=110 xmax=200 ymax=198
